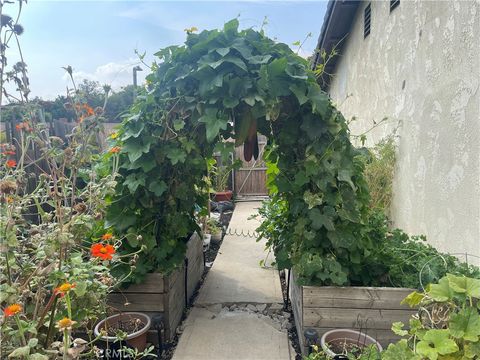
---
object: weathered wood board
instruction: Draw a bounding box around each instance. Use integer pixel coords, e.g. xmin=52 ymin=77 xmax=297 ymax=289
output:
xmin=108 ymin=232 xmax=204 ymax=341
xmin=289 ymin=272 xmax=417 ymax=355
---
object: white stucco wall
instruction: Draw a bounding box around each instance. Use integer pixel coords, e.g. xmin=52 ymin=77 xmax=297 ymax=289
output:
xmin=328 ymin=0 xmax=480 ymax=263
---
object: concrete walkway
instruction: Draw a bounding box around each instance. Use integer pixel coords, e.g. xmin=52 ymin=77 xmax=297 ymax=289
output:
xmin=172 ymin=201 xmax=293 ymax=360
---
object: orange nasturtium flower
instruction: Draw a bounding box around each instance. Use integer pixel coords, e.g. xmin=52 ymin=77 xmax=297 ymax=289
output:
xmin=56 ymin=317 xmax=77 ymax=330
xmin=54 ymin=282 xmax=76 ymax=296
xmin=91 ymin=243 xmax=115 ymax=260
xmin=101 ymin=233 xmax=113 ymax=241
xmin=109 ymin=146 xmax=121 ymax=154
xmin=15 ymin=122 xmax=32 ymax=132
xmin=5 ymin=160 xmax=17 ymax=168
xmin=3 ymin=304 xmax=22 ymax=317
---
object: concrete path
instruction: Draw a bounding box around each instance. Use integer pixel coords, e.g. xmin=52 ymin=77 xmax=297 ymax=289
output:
xmin=172 ymin=201 xmax=293 ymax=360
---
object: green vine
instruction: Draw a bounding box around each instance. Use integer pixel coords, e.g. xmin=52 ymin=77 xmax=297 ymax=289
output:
xmin=106 ymin=19 xmax=371 ymax=285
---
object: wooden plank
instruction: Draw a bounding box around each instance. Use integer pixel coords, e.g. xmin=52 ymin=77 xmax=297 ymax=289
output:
xmin=107 ymin=293 xmax=164 ymax=313
xmin=290 ymin=272 xmax=305 ymax=353
xmin=303 ymin=308 xmax=416 ymax=329
xmin=303 ymin=286 xmax=414 ymax=310
xmin=187 ymin=256 xmax=203 ymax=301
xmin=117 ymin=273 xmax=165 ymax=293
xmin=165 ymin=265 xmax=186 ymax=340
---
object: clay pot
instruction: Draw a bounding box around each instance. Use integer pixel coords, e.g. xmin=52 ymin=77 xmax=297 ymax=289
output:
xmin=94 ymin=312 xmax=151 ymax=351
xmin=320 ymin=329 xmax=383 ymax=358
xmin=214 ymin=190 xmax=233 ymax=202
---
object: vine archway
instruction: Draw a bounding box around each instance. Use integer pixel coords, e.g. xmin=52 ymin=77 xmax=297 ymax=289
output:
xmin=107 ymin=19 xmax=370 ymax=286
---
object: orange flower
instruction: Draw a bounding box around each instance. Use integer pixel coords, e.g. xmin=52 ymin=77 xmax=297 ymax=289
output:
xmin=3 ymin=304 xmax=22 ymax=317
xmin=56 ymin=317 xmax=77 ymax=330
xmin=15 ymin=122 xmax=32 ymax=132
xmin=109 ymin=146 xmax=121 ymax=154
xmin=6 ymin=197 xmax=14 ymax=203
xmin=101 ymin=233 xmax=113 ymax=241
xmin=2 ymin=150 xmax=16 ymax=156
xmin=5 ymin=160 xmax=16 ymax=168
xmin=54 ymin=282 xmax=76 ymax=296
xmin=83 ymin=104 xmax=94 ymax=116
xmin=91 ymin=243 xmax=115 ymax=260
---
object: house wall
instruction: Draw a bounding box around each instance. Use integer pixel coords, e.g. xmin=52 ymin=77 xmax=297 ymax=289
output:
xmin=328 ymin=0 xmax=479 ymax=263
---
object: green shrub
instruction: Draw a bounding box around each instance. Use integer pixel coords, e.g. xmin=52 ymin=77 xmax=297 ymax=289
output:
xmin=362 ymin=136 xmax=396 ymax=213
xmin=258 ymin=199 xmax=479 ymax=288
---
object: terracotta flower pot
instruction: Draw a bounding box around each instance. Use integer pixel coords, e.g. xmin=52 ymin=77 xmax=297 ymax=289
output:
xmin=320 ymin=329 xmax=382 ymax=358
xmin=214 ymin=190 xmax=233 ymax=202
xmin=94 ymin=312 xmax=151 ymax=351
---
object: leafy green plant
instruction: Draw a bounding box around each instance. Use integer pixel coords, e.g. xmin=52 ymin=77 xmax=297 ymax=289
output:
xmin=383 ymin=274 xmax=480 ymax=360
xmin=304 ymin=344 xmax=381 ymax=360
xmin=258 ymin=200 xmax=478 ymax=287
xmin=209 ymin=159 xmax=240 ymax=193
xmin=206 ymin=217 xmax=221 ymax=235
xmin=362 ymin=136 xmax=396 ymax=212
xmin=107 ymin=18 xmax=371 ymax=285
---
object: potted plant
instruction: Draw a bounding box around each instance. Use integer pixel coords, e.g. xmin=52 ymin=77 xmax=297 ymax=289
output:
xmin=94 ymin=312 xmax=151 ymax=352
xmin=207 ymin=218 xmax=223 ymax=243
xmin=211 ymin=163 xmax=233 ymax=201
xmin=319 ymin=329 xmax=382 ymax=359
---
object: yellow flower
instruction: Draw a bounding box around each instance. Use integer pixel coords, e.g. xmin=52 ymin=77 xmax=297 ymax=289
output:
xmin=56 ymin=317 xmax=77 ymax=330
xmin=184 ymin=26 xmax=198 ymax=34
xmin=54 ymin=282 xmax=76 ymax=296
xmin=110 ymin=132 xmax=119 ymax=139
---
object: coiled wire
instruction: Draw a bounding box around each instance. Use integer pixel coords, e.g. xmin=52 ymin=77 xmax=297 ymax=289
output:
xmin=223 ymin=227 xmax=259 ymax=238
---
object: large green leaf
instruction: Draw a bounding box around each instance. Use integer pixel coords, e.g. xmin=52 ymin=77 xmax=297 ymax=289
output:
xmin=382 ymin=340 xmax=419 ymax=360
xmin=308 ymin=208 xmax=335 ymax=231
xmin=465 ymin=341 xmax=480 ymax=359
xmin=198 ymin=108 xmax=228 ymax=142
xmin=308 ymin=84 xmax=330 ymax=117
xmin=166 ymin=148 xmax=187 ymax=165
xmin=338 ymin=169 xmax=357 ymax=191
xmin=416 ymin=329 xmax=459 ymax=360
xmin=123 ymin=139 xmax=151 ymax=163
xmin=447 ymin=273 xmax=480 ymax=299
xmin=289 ymin=83 xmax=308 ymax=105
xmin=148 ymin=180 xmax=168 ymax=197
xmin=401 ymin=291 xmax=425 ymax=308
xmin=392 ymin=321 xmax=409 ymax=336
xmin=428 ymin=276 xmax=454 ymax=302
xmin=123 ymin=173 xmax=146 ymax=193
xmin=449 ymin=308 xmax=480 ymax=341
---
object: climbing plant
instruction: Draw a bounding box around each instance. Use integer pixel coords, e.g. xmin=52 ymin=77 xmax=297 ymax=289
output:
xmin=106 ymin=19 xmax=371 ymax=285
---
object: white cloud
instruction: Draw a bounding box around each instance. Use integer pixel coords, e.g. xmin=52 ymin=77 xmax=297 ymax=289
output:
xmin=62 ymin=58 xmax=147 ymax=90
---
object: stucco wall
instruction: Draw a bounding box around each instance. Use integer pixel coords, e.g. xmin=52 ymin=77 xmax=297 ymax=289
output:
xmin=328 ymin=0 xmax=479 ymax=263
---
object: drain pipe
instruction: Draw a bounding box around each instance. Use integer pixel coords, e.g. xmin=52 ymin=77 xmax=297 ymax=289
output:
xmin=304 ymin=328 xmax=319 ymax=355
xmin=285 ymin=268 xmax=291 ymax=309
xmin=184 ymin=258 xmax=189 ymax=308
xmin=151 ymin=314 xmax=165 ymax=357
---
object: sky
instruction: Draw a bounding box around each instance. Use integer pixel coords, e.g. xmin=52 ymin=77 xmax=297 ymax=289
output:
xmin=8 ymin=0 xmax=328 ymax=100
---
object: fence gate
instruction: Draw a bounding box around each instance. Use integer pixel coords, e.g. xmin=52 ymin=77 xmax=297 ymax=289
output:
xmin=233 ymin=134 xmax=268 ymax=197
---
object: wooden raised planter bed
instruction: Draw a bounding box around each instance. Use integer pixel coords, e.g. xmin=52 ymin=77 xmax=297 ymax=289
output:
xmin=108 ymin=232 xmax=204 ymax=341
xmin=290 ymin=271 xmax=417 ymax=355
